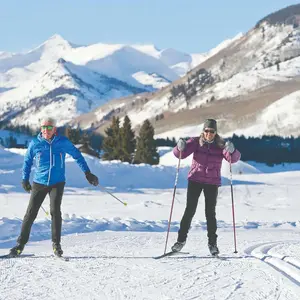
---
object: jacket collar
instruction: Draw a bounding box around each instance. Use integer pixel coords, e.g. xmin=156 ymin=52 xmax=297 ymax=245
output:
xmin=199 ymin=133 xmax=225 ymax=148
xmin=199 ymin=135 xmax=215 ymax=147
xmin=37 ymin=132 xmax=57 ymax=144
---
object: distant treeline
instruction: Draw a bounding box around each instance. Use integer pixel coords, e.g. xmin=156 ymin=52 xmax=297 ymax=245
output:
xmin=159 ymin=134 xmax=300 ymax=165
xmin=2 ymin=122 xmax=300 ymax=165
xmin=1 ymin=116 xmax=160 ymax=165
xmin=230 ymin=135 xmax=300 ymax=165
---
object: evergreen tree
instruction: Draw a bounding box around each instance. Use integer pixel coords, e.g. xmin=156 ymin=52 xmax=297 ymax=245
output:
xmin=5 ymin=135 xmax=17 ymax=148
xmin=119 ymin=115 xmax=136 ymax=163
xmin=81 ymin=130 xmax=90 ymax=144
xmin=134 ymin=119 xmax=159 ymax=165
xmin=102 ymin=116 xmax=121 ymax=160
xmin=68 ymin=127 xmax=81 ymax=144
xmin=90 ymin=133 xmax=103 ymax=152
xmin=63 ymin=126 xmax=70 ymax=138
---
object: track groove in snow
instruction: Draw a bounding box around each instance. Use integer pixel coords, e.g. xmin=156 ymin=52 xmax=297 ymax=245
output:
xmin=245 ymin=241 xmax=300 ymax=287
xmin=2 ymin=147 xmax=300 ymax=299
xmin=1 ymin=232 xmax=300 ymax=299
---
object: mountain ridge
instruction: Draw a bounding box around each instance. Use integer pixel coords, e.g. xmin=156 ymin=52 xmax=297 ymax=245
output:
xmin=70 ymin=4 xmax=300 ymax=138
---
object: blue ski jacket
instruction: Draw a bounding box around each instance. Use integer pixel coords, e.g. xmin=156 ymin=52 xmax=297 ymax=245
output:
xmin=22 ymin=133 xmax=90 ymax=186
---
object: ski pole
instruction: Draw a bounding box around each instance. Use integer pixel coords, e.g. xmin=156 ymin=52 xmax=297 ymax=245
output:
xmin=229 ymin=157 xmax=238 ymax=253
xmin=41 ymin=205 xmax=49 ymax=217
xmin=98 ymin=184 xmax=127 ymax=206
xmin=27 ymin=189 xmax=49 ymax=216
xmin=163 ymin=151 xmax=182 ymax=254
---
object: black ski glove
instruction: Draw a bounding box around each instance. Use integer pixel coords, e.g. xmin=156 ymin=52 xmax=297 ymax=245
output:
xmin=22 ymin=180 xmax=32 ymax=193
xmin=85 ymin=171 xmax=99 ymax=186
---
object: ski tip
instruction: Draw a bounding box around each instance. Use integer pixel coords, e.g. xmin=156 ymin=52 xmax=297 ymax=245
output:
xmin=153 ymin=251 xmax=190 ymax=259
xmin=53 ymin=255 xmax=69 ymax=261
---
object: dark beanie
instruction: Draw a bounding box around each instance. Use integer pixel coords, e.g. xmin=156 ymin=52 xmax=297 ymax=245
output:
xmin=203 ymin=119 xmax=217 ymax=132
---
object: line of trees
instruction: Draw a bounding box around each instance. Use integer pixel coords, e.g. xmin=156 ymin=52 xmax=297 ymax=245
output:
xmin=60 ymin=126 xmax=103 ymax=152
xmin=230 ymin=135 xmax=300 ymax=165
xmin=102 ymin=115 xmax=159 ymax=165
xmin=4 ymin=119 xmax=300 ymax=165
xmin=0 ymin=116 xmax=160 ymax=165
xmin=0 ymin=136 xmax=19 ymax=148
xmin=0 ymin=117 xmax=160 ymax=165
xmin=173 ymin=134 xmax=300 ymax=165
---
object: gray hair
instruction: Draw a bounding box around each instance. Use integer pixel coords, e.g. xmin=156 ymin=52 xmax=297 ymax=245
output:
xmin=40 ymin=117 xmax=56 ymax=126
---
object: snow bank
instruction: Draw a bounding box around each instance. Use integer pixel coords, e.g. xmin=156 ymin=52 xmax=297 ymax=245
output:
xmin=0 ymin=147 xmax=190 ymax=191
xmin=1 ymin=216 xmax=298 ymax=245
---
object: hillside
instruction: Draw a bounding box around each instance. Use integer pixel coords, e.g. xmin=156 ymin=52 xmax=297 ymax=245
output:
xmin=72 ymin=4 xmax=300 ymax=138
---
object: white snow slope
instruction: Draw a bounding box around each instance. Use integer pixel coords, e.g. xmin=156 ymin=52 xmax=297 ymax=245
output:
xmin=1 ymin=146 xmax=300 ymax=299
xmin=121 ymin=22 xmax=300 ymax=139
xmin=0 ymin=34 xmax=239 ymax=129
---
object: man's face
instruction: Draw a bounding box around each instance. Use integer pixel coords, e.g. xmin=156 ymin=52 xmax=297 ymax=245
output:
xmin=41 ymin=121 xmax=56 ymax=140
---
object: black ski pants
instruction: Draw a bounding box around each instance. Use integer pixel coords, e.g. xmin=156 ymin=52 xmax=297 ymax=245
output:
xmin=178 ymin=180 xmax=218 ymax=244
xmin=17 ymin=181 xmax=65 ymax=246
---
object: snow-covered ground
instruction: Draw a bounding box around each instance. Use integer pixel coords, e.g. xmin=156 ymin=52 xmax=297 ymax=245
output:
xmin=1 ymin=146 xmax=300 ymax=299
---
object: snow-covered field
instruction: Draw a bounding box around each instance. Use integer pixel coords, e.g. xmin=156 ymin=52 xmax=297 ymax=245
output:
xmin=1 ymin=146 xmax=300 ymax=299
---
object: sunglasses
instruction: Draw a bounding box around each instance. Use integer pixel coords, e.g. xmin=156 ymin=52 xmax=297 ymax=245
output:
xmin=204 ymin=129 xmax=216 ymax=134
xmin=41 ymin=125 xmax=54 ymax=130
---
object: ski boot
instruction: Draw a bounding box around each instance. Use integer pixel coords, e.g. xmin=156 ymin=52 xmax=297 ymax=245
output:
xmin=9 ymin=244 xmax=24 ymax=257
xmin=53 ymin=243 xmax=63 ymax=257
xmin=208 ymin=242 xmax=219 ymax=256
xmin=171 ymin=241 xmax=186 ymax=252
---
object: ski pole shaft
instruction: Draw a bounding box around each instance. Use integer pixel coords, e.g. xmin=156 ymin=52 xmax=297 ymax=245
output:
xmin=98 ymin=184 xmax=127 ymax=206
xmin=41 ymin=205 xmax=49 ymax=216
xmin=230 ymin=158 xmax=238 ymax=253
xmin=163 ymin=151 xmax=181 ymax=254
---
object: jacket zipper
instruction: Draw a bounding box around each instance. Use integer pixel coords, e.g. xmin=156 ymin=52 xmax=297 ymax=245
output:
xmin=47 ymin=136 xmax=56 ymax=185
xmin=60 ymin=153 xmax=63 ymax=168
xmin=206 ymin=143 xmax=210 ymax=175
xmin=47 ymin=144 xmax=52 ymax=185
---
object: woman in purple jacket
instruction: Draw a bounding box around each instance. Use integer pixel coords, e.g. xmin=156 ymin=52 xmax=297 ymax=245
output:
xmin=171 ymin=119 xmax=241 ymax=255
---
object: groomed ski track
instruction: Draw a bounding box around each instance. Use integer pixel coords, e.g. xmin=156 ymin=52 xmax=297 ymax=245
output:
xmin=1 ymin=229 xmax=300 ymax=300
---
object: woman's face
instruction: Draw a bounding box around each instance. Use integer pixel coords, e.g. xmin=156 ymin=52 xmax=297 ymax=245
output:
xmin=203 ymin=128 xmax=216 ymax=142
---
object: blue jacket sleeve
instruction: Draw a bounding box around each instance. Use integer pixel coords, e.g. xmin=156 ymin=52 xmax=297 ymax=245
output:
xmin=64 ymin=138 xmax=90 ymax=173
xmin=22 ymin=140 xmax=35 ymax=180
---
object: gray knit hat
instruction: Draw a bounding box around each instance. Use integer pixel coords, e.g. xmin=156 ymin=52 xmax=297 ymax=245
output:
xmin=203 ymin=119 xmax=217 ymax=132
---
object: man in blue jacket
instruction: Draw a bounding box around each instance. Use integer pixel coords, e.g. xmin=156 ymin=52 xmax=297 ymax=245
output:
xmin=9 ymin=117 xmax=99 ymax=257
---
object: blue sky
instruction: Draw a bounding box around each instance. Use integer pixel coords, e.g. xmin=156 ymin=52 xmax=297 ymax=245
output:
xmin=0 ymin=0 xmax=299 ymax=54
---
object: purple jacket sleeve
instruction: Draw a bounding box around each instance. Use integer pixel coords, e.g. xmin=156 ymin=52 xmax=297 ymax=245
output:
xmin=173 ymin=138 xmax=198 ymax=159
xmin=223 ymin=148 xmax=241 ymax=163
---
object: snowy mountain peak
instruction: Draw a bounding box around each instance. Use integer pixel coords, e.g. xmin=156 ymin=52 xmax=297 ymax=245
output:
xmin=73 ymin=5 xmax=300 ymax=138
xmin=132 ymin=44 xmax=161 ymax=58
xmin=46 ymin=33 xmax=67 ymax=42
xmin=36 ymin=34 xmax=73 ymax=60
xmin=0 ymin=51 xmax=12 ymax=59
xmin=41 ymin=34 xmax=71 ymax=48
xmin=57 ymin=57 xmax=67 ymax=65
xmin=159 ymin=48 xmax=192 ymax=67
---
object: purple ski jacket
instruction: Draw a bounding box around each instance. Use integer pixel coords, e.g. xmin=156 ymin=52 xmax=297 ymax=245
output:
xmin=173 ymin=136 xmax=241 ymax=186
